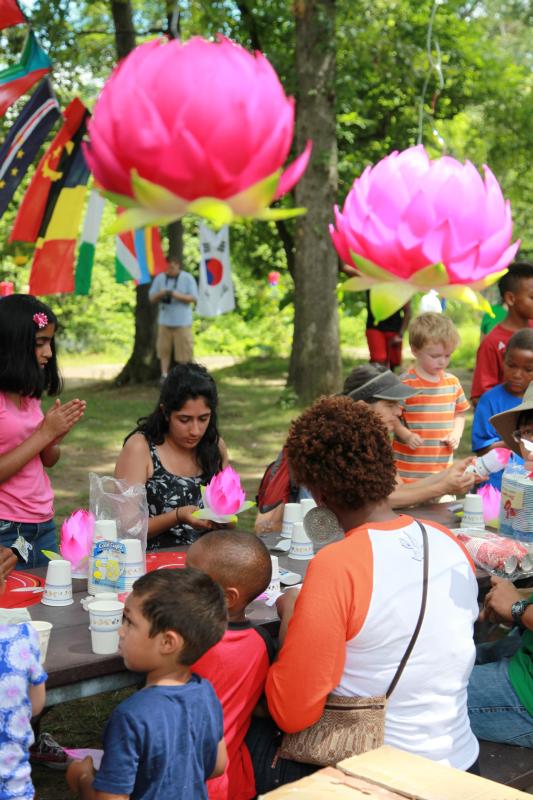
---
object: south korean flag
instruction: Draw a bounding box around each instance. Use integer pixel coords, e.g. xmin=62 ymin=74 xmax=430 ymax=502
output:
xmin=196 ymin=224 xmax=235 ymax=317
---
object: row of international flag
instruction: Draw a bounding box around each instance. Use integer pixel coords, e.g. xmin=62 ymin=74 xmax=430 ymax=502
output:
xmin=0 ymin=0 xmax=166 ymax=295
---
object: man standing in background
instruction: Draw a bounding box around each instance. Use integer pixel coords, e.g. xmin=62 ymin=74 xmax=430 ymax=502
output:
xmin=149 ymin=257 xmax=198 ymax=381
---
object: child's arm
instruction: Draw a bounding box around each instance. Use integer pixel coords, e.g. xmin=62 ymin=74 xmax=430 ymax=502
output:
xmin=29 ymin=682 xmax=46 ymax=717
xmin=0 ymin=398 xmax=85 ymax=482
xmin=442 ymin=411 xmax=466 ymax=451
xmin=392 ymin=418 xmax=423 ymax=450
xmin=67 ymin=757 xmax=129 ymax=800
xmin=210 ymin=739 xmax=227 ymax=779
xmin=40 ymin=399 xmax=86 ymax=467
xmin=389 ymin=458 xmax=476 ymax=507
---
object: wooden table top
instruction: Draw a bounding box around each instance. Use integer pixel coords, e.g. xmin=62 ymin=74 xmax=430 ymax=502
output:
xmin=27 ymin=502 xmax=483 ymax=694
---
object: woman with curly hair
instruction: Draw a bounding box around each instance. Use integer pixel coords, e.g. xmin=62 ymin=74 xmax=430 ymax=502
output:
xmin=115 ymin=362 xmax=227 ymax=549
xmin=255 ymin=366 xmax=474 ymax=534
xmin=257 ymin=397 xmax=480 ymax=790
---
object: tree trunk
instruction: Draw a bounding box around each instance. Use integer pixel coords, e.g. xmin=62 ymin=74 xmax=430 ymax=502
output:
xmin=167 ymin=221 xmax=183 ymax=261
xmin=288 ymin=0 xmax=341 ymax=401
xmin=111 ymin=0 xmax=160 ymax=385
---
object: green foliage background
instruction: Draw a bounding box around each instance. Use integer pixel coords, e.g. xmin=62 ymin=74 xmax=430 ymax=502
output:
xmin=0 ymin=0 xmax=531 ymax=361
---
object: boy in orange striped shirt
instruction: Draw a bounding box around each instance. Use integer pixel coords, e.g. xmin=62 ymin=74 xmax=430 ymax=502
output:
xmin=392 ymin=313 xmax=469 ymax=482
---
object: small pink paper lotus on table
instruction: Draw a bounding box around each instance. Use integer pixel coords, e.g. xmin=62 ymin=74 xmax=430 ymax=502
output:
xmin=331 ymin=144 xmax=520 ymax=321
xmin=193 ymin=466 xmax=255 ymax=524
xmin=60 ymin=509 xmax=95 ymax=578
xmin=85 ymin=35 xmax=312 ymax=232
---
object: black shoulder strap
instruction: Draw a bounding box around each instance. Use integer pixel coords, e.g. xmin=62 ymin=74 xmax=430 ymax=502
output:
xmin=386 ymin=521 xmax=429 ymax=699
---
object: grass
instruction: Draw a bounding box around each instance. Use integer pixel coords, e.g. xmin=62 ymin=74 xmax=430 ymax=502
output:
xmin=34 ymin=353 xmax=476 ymax=798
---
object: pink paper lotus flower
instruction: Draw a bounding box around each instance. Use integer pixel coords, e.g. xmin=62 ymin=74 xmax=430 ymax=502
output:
xmin=60 ymin=509 xmax=95 ymax=574
xmin=330 ymin=145 xmax=520 ymax=321
xmin=85 ymin=35 xmax=312 ymax=232
xmin=193 ymin=466 xmax=254 ymax=523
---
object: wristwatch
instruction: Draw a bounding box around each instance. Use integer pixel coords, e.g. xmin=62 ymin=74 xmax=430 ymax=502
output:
xmin=511 ymin=598 xmax=533 ymax=627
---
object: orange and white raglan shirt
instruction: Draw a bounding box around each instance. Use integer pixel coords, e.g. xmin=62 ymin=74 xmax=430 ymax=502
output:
xmin=266 ymin=516 xmax=479 ymax=770
xmin=392 ymin=370 xmax=469 ymax=481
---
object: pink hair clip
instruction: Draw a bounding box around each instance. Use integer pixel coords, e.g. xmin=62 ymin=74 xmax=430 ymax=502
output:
xmin=33 ymin=312 xmax=48 ymax=329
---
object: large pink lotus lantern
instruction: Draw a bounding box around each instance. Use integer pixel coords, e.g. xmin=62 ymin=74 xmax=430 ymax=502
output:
xmin=330 ymin=145 xmax=520 ymax=321
xmin=193 ymin=466 xmax=254 ymax=524
xmin=85 ymin=35 xmax=312 ymax=232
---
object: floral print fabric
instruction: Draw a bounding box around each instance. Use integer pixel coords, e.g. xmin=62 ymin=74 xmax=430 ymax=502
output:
xmin=0 ymin=623 xmax=46 ymax=800
xmin=145 ymin=441 xmax=204 ymax=548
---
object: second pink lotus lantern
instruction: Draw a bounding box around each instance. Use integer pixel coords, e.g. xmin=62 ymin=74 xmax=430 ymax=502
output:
xmin=193 ymin=466 xmax=254 ymax=525
xmin=85 ymin=35 xmax=312 ymax=232
xmin=331 ymin=145 xmax=520 ymax=321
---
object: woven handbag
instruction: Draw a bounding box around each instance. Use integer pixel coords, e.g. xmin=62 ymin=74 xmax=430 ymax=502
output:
xmin=279 ymin=521 xmax=429 ymax=766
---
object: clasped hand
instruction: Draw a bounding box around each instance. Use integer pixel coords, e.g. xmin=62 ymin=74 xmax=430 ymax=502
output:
xmin=41 ymin=398 xmax=86 ymax=442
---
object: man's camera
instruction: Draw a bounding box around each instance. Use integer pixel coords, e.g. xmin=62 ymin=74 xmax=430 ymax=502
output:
xmin=161 ymin=290 xmax=173 ymax=305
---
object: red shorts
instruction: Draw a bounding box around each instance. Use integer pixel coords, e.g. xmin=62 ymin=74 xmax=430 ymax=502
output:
xmin=365 ymin=329 xmax=403 ymax=368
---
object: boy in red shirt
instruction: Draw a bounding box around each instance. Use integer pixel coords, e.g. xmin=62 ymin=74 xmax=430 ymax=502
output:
xmin=471 ymin=262 xmax=533 ymax=405
xmin=187 ymin=530 xmax=274 ymax=800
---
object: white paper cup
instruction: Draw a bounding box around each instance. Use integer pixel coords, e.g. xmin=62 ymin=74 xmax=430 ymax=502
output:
xmin=89 ymin=600 xmax=124 ymax=655
xmin=93 ymin=519 xmax=117 ymax=543
xmin=42 ymin=560 xmax=73 ymax=606
xmin=289 ymin=521 xmax=314 ymax=560
xmin=281 ymin=503 xmax=302 ymax=539
xmin=28 ymin=621 xmax=53 ymax=662
xmin=267 ymin=555 xmax=280 ymax=595
xmin=121 ymin=538 xmax=146 ymax=591
xmin=299 ymin=498 xmax=317 ymax=518
xmin=463 ymin=494 xmax=483 ymax=514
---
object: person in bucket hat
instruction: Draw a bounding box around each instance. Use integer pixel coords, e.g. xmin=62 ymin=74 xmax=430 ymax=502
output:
xmin=490 ymin=381 xmax=533 ymax=459
xmin=255 ymin=367 xmax=475 ymax=533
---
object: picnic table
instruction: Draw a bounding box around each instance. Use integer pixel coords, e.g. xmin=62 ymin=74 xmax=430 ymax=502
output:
xmin=25 ymin=502 xmax=484 ymax=708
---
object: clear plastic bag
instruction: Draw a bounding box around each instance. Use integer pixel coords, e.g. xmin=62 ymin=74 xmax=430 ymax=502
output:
xmin=89 ymin=473 xmax=148 ymax=554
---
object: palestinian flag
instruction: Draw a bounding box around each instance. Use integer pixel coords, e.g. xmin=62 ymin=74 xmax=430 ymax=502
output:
xmin=0 ymin=30 xmax=51 ymax=117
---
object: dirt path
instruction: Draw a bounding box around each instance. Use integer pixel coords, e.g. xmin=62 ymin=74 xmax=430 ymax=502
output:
xmin=62 ymin=355 xmax=241 ymax=389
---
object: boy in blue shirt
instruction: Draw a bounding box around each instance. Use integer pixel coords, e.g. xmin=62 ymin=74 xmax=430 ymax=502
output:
xmin=472 ymin=328 xmax=533 ymax=490
xmin=66 ymin=568 xmax=227 ymax=800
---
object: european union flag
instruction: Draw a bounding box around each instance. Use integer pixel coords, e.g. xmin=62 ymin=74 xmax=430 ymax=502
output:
xmin=0 ymin=78 xmax=59 ymax=218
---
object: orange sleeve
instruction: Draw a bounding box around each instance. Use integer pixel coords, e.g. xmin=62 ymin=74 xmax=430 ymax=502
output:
xmin=265 ymin=531 xmax=373 ymax=733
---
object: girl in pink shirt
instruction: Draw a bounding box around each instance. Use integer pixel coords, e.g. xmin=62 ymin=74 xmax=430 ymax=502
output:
xmin=0 ymin=295 xmax=85 ymax=568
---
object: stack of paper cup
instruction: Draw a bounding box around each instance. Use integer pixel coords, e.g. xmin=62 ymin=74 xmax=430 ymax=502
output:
xmin=461 ymin=494 xmax=485 ymax=530
xmin=267 ymin=555 xmax=281 ymax=595
xmin=299 ymin=498 xmax=317 ymax=519
xmin=281 ymin=503 xmax=302 ymax=539
xmin=93 ymin=519 xmax=117 ymax=543
xmin=122 ymin=539 xmax=145 ymax=593
xmin=89 ymin=521 xmax=119 ymax=595
xmin=89 ymin=600 xmax=124 ymax=655
xmin=289 ymin=521 xmax=314 ymax=560
xmin=28 ymin=621 xmax=53 ymax=662
xmin=42 ymin=560 xmax=73 ymax=606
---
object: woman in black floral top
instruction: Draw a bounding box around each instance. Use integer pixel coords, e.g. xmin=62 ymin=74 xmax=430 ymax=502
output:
xmin=115 ymin=363 xmax=228 ymax=548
